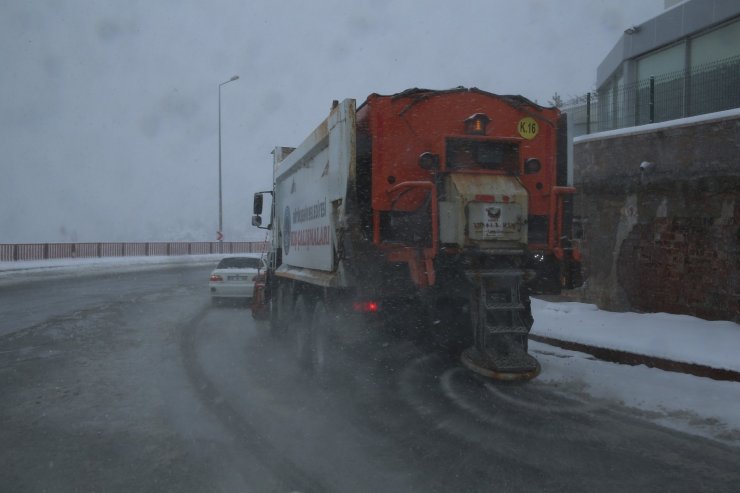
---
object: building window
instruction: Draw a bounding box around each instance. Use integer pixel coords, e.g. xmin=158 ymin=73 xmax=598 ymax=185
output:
xmin=689 ymin=18 xmax=740 ymax=68
xmin=636 ymin=42 xmax=686 ymax=81
xmin=688 ymin=18 xmax=740 ymax=116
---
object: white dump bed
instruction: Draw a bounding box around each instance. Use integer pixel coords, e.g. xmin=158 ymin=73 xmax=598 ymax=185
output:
xmin=272 ymin=99 xmax=356 ymax=286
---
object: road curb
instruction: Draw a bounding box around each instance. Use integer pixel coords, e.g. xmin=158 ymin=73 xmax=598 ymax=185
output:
xmin=529 ymin=334 xmax=740 ymax=383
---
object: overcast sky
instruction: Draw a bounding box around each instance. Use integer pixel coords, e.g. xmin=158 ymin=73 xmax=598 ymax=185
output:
xmin=1 ymin=0 xmax=665 ymax=243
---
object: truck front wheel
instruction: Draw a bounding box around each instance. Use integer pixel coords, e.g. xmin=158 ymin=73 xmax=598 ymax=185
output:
xmin=270 ymin=281 xmax=293 ymax=338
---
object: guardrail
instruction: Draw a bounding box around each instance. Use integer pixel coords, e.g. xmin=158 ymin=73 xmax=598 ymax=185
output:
xmin=0 ymin=242 xmax=268 ymax=262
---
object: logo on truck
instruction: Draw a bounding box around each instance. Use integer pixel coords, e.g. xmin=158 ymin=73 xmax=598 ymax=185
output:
xmin=486 ymin=206 xmax=502 ymax=220
xmin=289 ymin=199 xmax=330 ymax=251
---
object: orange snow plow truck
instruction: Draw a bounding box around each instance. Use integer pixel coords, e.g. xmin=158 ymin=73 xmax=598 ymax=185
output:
xmin=252 ymin=87 xmax=581 ymax=380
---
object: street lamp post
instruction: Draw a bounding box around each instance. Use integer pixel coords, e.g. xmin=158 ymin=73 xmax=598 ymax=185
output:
xmin=218 ymin=75 xmax=239 ymax=253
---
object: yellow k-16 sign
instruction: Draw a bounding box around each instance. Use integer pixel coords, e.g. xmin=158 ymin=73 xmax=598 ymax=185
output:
xmin=517 ymin=117 xmax=539 ymax=140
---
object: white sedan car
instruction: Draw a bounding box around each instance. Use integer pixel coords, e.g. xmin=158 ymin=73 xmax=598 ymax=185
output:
xmin=209 ymin=256 xmax=265 ymax=304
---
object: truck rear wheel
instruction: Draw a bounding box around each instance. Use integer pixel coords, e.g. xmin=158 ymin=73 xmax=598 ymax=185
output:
xmin=310 ymin=300 xmax=334 ymax=385
xmin=431 ymin=297 xmax=472 ymax=355
xmin=291 ymin=294 xmax=313 ymax=369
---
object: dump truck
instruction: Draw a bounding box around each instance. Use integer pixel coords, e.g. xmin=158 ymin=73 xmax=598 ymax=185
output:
xmin=252 ymin=87 xmax=581 ymax=380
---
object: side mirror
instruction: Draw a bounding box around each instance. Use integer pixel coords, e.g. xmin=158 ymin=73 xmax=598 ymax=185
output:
xmin=252 ymin=215 xmax=262 ymax=227
xmin=253 ymin=193 xmax=263 ymax=215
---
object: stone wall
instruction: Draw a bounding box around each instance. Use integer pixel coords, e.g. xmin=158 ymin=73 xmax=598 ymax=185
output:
xmin=572 ymin=110 xmax=740 ymax=322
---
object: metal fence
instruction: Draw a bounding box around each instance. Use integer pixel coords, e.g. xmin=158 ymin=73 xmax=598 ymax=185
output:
xmin=564 ymin=55 xmax=740 ymax=137
xmin=0 ymin=242 xmax=268 ymax=262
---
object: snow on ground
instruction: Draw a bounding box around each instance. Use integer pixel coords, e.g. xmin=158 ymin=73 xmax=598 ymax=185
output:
xmin=530 ymin=298 xmax=740 ymax=446
xmin=531 ymin=298 xmax=740 ymax=373
xmin=531 ymin=341 xmax=740 ymax=446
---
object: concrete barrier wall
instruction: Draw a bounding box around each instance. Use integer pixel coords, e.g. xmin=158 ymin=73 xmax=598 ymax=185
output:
xmin=572 ymin=110 xmax=740 ymax=322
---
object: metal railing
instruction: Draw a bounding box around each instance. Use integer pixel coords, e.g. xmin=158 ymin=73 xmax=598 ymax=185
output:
xmin=564 ymin=55 xmax=740 ymax=137
xmin=0 ymin=242 xmax=268 ymax=262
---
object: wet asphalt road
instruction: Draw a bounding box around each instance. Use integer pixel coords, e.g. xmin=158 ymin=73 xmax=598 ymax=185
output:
xmin=1 ymin=265 xmax=739 ymax=492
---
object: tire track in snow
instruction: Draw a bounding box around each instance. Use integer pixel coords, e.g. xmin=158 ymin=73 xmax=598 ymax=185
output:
xmin=179 ymin=306 xmax=328 ymax=493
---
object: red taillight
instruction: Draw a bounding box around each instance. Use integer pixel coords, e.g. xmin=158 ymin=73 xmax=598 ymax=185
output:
xmin=210 ymin=274 xmax=223 ymax=282
xmin=352 ymin=301 xmax=379 ymax=313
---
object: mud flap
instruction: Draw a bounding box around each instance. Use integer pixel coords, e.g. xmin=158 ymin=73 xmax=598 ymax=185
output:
xmin=250 ymin=280 xmax=269 ymax=320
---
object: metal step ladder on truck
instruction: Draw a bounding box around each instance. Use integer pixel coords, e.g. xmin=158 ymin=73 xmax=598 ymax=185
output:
xmin=251 ymin=87 xmax=581 ymax=381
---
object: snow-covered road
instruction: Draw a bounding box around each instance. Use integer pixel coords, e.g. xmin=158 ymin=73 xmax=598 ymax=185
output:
xmin=1 ymin=258 xmax=739 ymax=492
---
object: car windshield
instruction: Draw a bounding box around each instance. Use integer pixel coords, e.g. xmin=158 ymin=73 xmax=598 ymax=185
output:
xmin=216 ymin=257 xmax=260 ymax=269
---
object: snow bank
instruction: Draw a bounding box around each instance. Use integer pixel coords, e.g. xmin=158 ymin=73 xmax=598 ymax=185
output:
xmin=532 ymin=341 xmax=740 ymax=445
xmin=532 ymin=298 xmax=740 ymax=373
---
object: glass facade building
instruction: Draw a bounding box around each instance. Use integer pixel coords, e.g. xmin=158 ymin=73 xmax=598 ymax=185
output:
xmin=567 ymin=0 xmax=740 ymax=137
